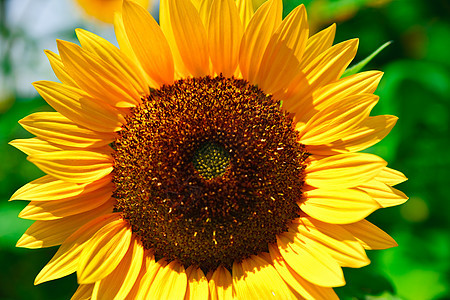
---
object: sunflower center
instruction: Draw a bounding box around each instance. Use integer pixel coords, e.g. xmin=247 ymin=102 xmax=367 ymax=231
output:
xmin=192 ymin=141 xmax=230 ymax=180
xmin=112 ymin=75 xmax=308 ymax=272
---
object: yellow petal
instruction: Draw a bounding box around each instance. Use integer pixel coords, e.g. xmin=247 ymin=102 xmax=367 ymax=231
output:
xmin=35 ymin=213 xmax=121 ymax=285
xmin=190 ymin=0 xmax=203 ymax=11
xmin=300 ymin=188 xmax=379 ymax=224
xmin=298 ymin=94 xmax=378 ymax=145
xmin=78 ymin=218 xmax=132 ymax=284
xmin=16 ymin=200 xmax=114 ymax=249
xmin=232 ymin=255 xmax=294 ymax=299
xmin=375 ymin=167 xmax=408 ymax=186
xmin=307 ymin=115 xmax=398 ymax=155
xmin=135 ymin=258 xmax=167 ymax=299
xmin=299 ymin=23 xmax=336 ymax=70
xmin=75 ymin=28 xmax=149 ymax=96
xmin=239 ymin=0 xmax=282 ymax=84
xmin=359 ymin=179 xmax=408 ymax=208
xmin=208 ymin=265 xmax=234 ymax=300
xmin=92 ymin=236 xmax=144 ymax=300
xmin=277 ymin=232 xmax=345 ymax=287
xmin=33 ymin=81 xmax=124 ymax=132
xmin=113 ymin=11 xmax=157 ymax=90
xmin=122 ymin=0 xmax=175 ymax=86
xmin=57 ymin=40 xmax=140 ymax=108
xmin=208 ymin=0 xmax=243 ymax=77
xmin=291 ymin=217 xmax=370 ymax=268
xmin=125 ymin=252 xmax=156 ymax=299
xmin=305 ymin=153 xmax=387 ymax=189
xmin=160 ymin=0 xmax=189 ymax=78
xmin=314 ymin=71 xmax=383 ymax=107
xmin=19 ymin=186 xmax=113 ymax=220
xmin=113 ymin=12 xmax=138 ymax=63
xmin=236 ymin=0 xmax=254 ymax=28
xmin=19 ymin=112 xmax=115 ymax=149
xmin=10 ymin=175 xmax=111 ymax=201
xmin=161 ymin=0 xmax=209 ymax=77
xmin=296 ymin=71 xmax=383 ymax=123
xmin=256 ymin=4 xmax=308 ymax=94
xmin=71 ymin=284 xmax=94 ymax=300
xmin=28 ymin=149 xmax=113 ymax=184
xmin=44 ymin=50 xmax=78 ymax=87
xmin=147 ymin=260 xmax=188 ymax=299
xmin=268 ymin=244 xmax=339 ymax=300
xmin=10 ymin=138 xmax=63 ymax=155
xmin=305 ymin=38 xmax=358 ymax=85
xmin=196 ymin=0 xmax=213 ymax=26
xmin=284 ymin=39 xmax=359 ymax=115
xmin=185 ymin=266 xmax=209 ymax=300
xmin=341 ymin=219 xmax=398 ymax=250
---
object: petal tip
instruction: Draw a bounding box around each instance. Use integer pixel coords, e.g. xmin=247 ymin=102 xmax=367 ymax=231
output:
xmin=8 ymin=140 xmax=17 ymax=148
xmin=32 ymin=80 xmax=49 ymax=89
xmin=34 ymin=274 xmax=45 ymax=286
xmin=16 ymin=234 xmax=35 ymax=248
xmin=18 ymin=210 xmax=27 ymax=219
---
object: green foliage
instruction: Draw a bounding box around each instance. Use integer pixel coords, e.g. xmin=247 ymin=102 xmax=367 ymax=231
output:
xmin=335 ymin=263 xmax=396 ymax=299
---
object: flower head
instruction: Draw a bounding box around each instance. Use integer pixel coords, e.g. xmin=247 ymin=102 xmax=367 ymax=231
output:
xmin=11 ymin=0 xmax=407 ymax=298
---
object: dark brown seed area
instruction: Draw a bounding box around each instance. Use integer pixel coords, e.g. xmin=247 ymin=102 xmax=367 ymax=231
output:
xmin=112 ymin=75 xmax=308 ymax=272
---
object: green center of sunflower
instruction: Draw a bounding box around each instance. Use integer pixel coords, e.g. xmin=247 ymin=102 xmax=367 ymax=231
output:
xmin=192 ymin=141 xmax=230 ymax=180
xmin=112 ymin=75 xmax=309 ymax=272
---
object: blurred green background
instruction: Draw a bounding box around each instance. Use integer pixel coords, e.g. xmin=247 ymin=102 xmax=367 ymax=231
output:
xmin=1 ymin=0 xmax=449 ymax=299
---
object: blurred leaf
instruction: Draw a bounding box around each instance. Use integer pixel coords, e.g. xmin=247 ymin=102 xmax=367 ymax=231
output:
xmin=371 ymin=60 xmax=450 ymax=162
xmin=0 ymin=247 xmax=78 ymax=300
xmin=335 ymin=263 xmax=396 ymax=299
xmin=292 ymin=0 xmax=393 ymax=32
xmin=425 ymin=21 xmax=450 ymax=66
xmin=0 ymin=97 xmax=49 ymax=141
xmin=342 ymin=41 xmax=392 ymax=77
xmin=379 ymin=229 xmax=450 ymax=300
xmin=366 ymin=291 xmax=403 ymax=300
xmin=0 ymin=201 xmax=32 ymax=248
xmin=0 ymin=97 xmax=49 ymax=202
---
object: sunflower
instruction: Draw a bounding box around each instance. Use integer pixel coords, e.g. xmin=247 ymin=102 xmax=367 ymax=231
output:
xmin=11 ymin=0 xmax=408 ymax=299
xmin=74 ymin=0 xmax=151 ymax=23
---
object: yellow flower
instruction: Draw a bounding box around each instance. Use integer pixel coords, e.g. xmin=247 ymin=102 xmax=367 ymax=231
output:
xmin=11 ymin=0 xmax=408 ymax=298
xmin=74 ymin=0 xmax=151 ymax=23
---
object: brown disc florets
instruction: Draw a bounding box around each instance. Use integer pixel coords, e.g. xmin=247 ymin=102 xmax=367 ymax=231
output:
xmin=112 ymin=75 xmax=309 ymax=272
